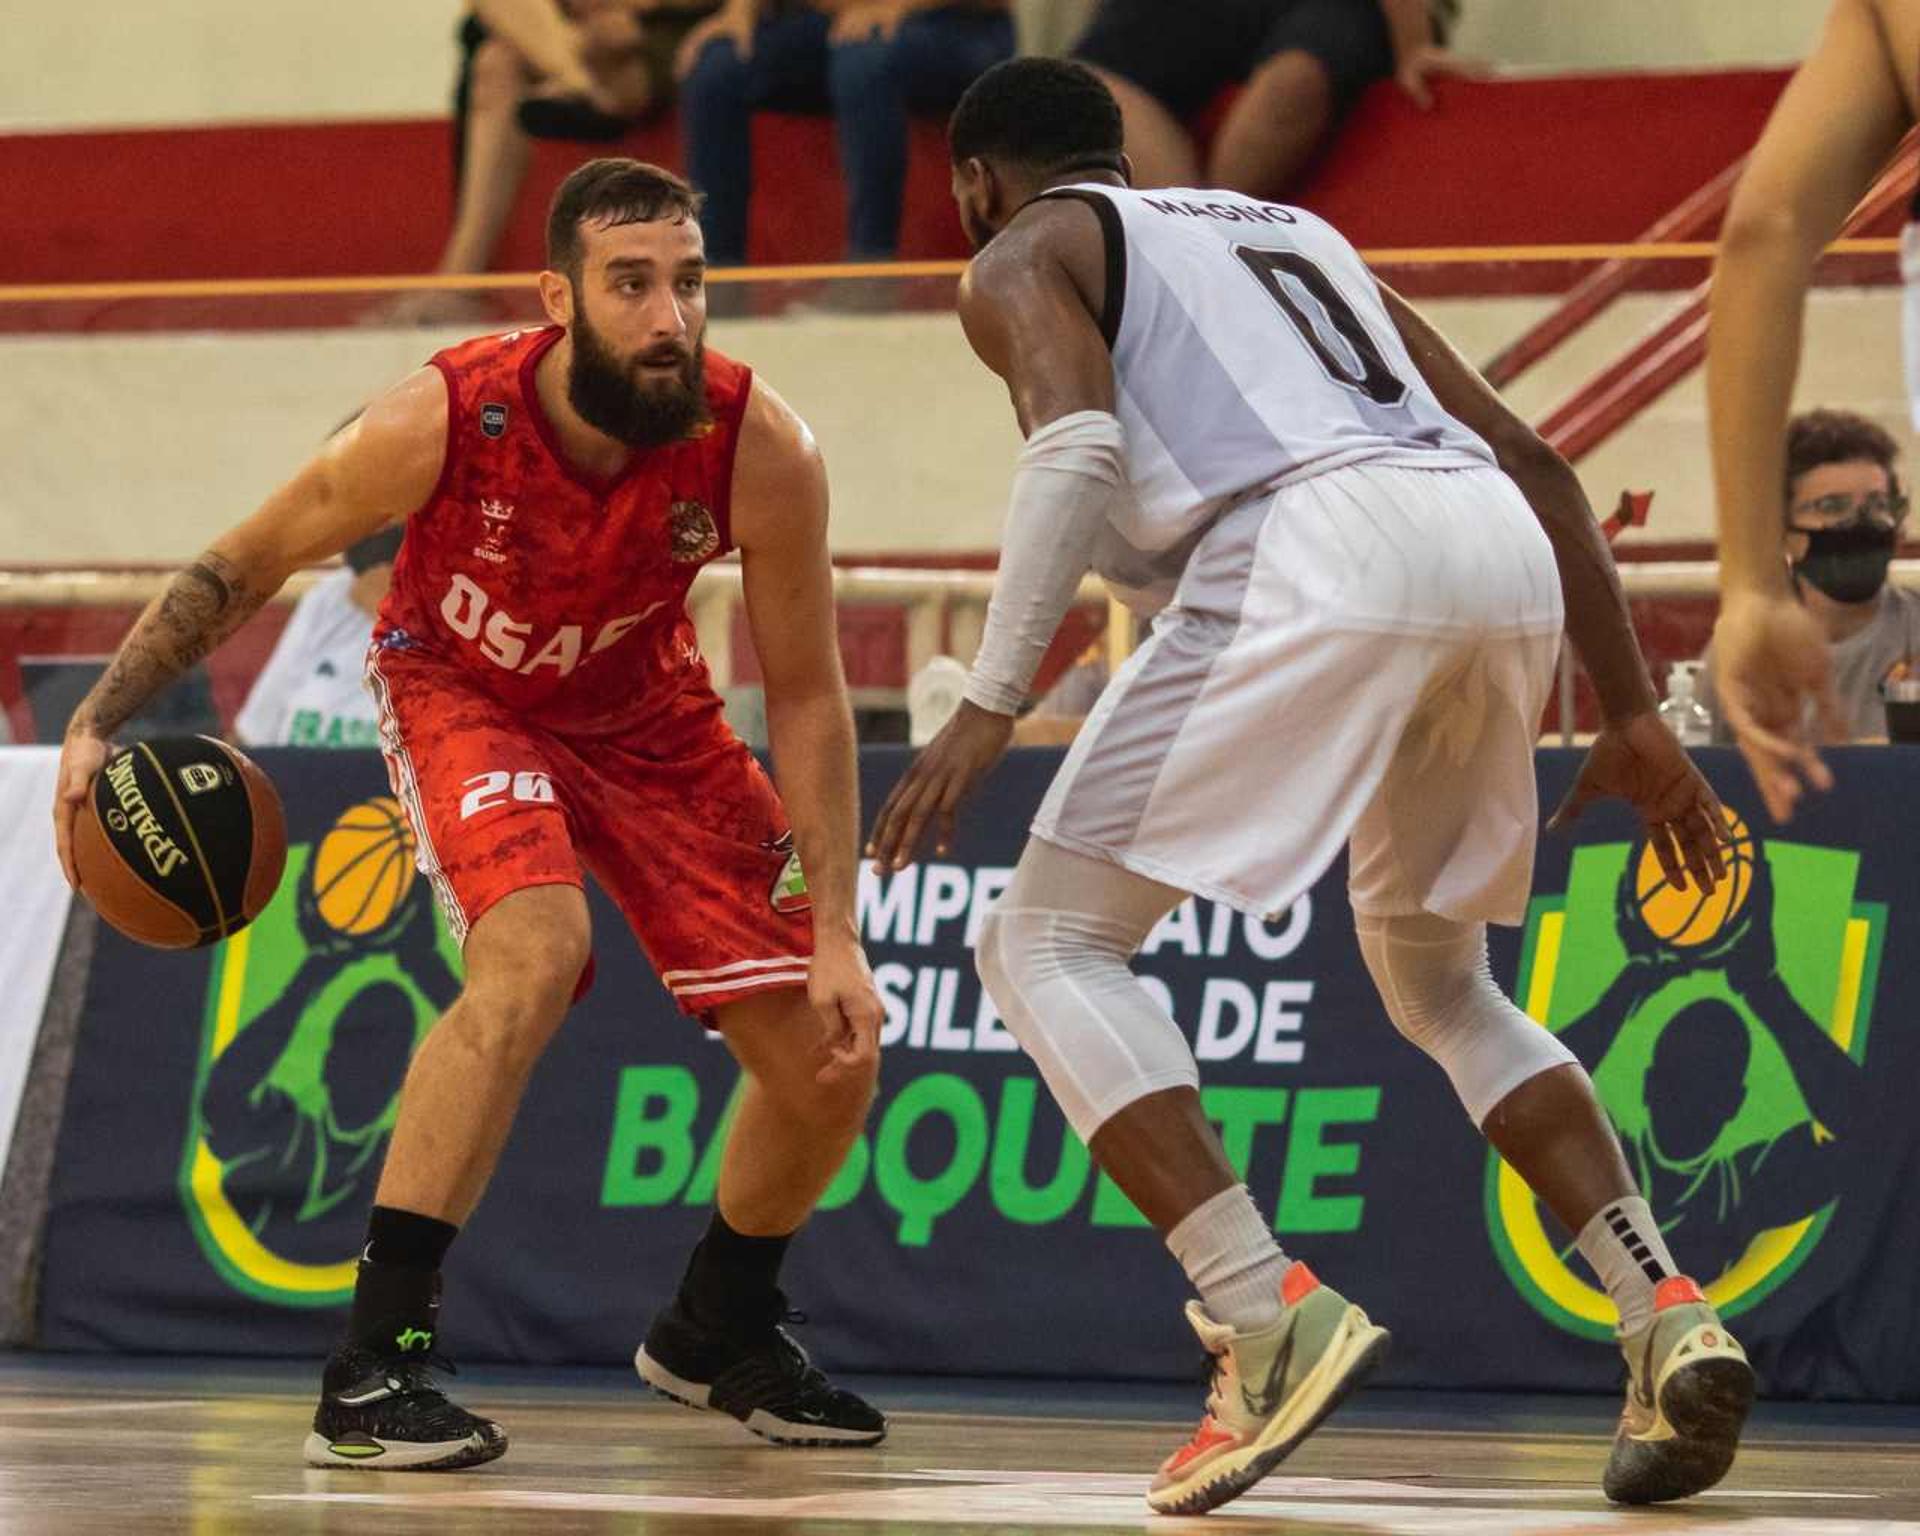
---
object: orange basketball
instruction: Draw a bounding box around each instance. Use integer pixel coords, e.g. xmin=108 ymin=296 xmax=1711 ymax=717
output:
xmin=71 ymin=737 xmax=287 ymax=950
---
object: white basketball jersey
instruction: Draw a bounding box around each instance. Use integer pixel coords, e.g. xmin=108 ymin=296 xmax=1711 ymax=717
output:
xmin=1048 ymin=184 xmax=1496 ymax=555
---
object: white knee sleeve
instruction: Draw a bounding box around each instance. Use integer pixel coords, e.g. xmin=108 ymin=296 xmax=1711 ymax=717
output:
xmin=1355 ymin=911 xmax=1576 ymax=1128
xmin=977 ymin=902 xmax=1199 ymax=1144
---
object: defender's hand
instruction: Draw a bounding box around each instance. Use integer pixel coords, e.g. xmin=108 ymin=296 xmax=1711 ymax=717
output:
xmin=1549 ymin=711 xmax=1728 ymax=896
xmin=53 ymin=728 xmax=110 ymax=888
xmin=1711 ymin=592 xmax=1845 ymax=822
xmin=809 ymin=932 xmax=883 ymax=1086
xmin=866 ymin=701 xmax=1014 ymax=871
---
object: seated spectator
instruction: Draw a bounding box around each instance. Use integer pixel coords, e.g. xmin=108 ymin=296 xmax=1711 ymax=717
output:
xmin=1697 ymin=410 xmax=1919 ymax=743
xmin=1073 ymin=0 xmax=1464 ymax=199
xmin=235 ymin=530 xmax=402 ymax=750
xmin=677 ymin=0 xmax=1015 ymax=263
xmin=382 ymin=1 xmax=712 ymax=324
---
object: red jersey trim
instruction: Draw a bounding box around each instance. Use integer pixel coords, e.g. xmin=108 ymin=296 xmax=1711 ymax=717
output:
xmin=417 ymin=356 xmax=463 ymax=520
xmin=709 ymin=364 xmax=753 ymax=556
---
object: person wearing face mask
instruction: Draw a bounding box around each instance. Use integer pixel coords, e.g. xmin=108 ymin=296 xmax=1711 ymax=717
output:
xmin=1697 ymin=409 xmax=1919 ymax=743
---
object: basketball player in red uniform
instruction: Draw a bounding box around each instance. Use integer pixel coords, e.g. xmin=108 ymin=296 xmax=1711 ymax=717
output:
xmin=51 ymin=160 xmax=888 ymax=1468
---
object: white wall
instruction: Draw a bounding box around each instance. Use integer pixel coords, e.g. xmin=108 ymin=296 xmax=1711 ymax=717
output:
xmin=1452 ymin=0 xmax=1828 ymax=71
xmin=1 ymin=291 xmax=1910 ymax=563
xmin=0 ymin=0 xmax=463 ymax=131
xmin=0 ymin=310 xmax=1022 ymax=563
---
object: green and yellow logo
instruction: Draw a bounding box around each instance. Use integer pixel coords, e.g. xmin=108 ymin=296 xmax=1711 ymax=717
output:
xmin=1491 ymin=808 xmax=1885 ymax=1339
xmin=179 ymin=797 xmax=459 ymax=1307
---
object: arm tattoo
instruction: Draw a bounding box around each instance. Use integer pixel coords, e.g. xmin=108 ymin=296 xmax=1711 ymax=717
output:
xmin=73 ymin=551 xmax=272 ymax=738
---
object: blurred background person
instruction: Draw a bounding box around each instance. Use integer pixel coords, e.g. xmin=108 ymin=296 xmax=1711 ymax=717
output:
xmin=234 ymin=528 xmax=402 ymax=750
xmin=1697 ymin=409 xmax=1918 ymax=744
xmin=382 ymin=0 xmax=714 ymax=324
xmin=1072 ymin=0 xmax=1466 ymax=199
xmin=677 ymin=0 xmax=1015 ymax=263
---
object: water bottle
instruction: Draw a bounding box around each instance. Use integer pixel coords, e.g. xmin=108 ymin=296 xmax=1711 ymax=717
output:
xmin=1659 ymin=660 xmax=1713 ymax=746
xmin=907 ymin=655 xmax=969 ymax=745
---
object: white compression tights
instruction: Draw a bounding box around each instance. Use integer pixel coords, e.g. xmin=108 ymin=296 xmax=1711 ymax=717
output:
xmin=1354 ymin=910 xmax=1577 ymax=1127
xmin=978 ymin=843 xmax=1577 ymax=1144
xmin=976 ymin=840 xmax=1197 ymax=1143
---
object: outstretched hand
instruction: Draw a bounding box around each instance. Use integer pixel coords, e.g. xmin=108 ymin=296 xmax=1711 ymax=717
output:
xmin=1549 ymin=712 xmax=1729 ymax=895
xmin=1710 ymin=593 xmax=1845 ymax=823
xmin=866 ymin=701 xmax=1014 ymax=872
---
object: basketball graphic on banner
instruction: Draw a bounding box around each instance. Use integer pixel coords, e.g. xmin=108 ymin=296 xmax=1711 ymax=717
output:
xmin=1635 ymin=808 xmax=1754 ymax=948
xmin=311 ymin=797 xmax=417 ymax=937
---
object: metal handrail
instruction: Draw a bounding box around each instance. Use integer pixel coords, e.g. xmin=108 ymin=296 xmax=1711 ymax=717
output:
xmin=6 ymin=560 xmax=1917 ymax=608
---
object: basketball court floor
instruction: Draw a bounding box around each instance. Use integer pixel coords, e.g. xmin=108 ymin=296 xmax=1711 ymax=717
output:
xmin=2 ymin=1355 xmax=1915 ymax=1535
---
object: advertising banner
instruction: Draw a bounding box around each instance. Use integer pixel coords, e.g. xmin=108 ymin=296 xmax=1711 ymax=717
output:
xmin=0 ymin=749 xmax=73 ymax=1177
xmin=36 ymin=747 xmax=1920 ymax=1398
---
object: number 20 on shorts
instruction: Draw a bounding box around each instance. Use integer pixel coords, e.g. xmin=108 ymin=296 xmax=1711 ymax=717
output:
xmin=460 ymin=770 xmax=556 ymax=820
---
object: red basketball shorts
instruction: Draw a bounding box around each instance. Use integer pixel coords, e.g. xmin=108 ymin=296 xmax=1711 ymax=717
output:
xmin=365 ymin=649 xmax=813 ymax=1017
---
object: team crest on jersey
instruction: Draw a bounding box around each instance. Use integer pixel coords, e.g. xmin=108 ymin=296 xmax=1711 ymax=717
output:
xmin=474 ymin=499 xmax=515 ymax=565
xmin=480 ymin=402 xmax=509 ymax=438
xmin=766 ymin=832 xmax=810 ymax=916
xmin=669 ymin=500 xmax=720 ymax=564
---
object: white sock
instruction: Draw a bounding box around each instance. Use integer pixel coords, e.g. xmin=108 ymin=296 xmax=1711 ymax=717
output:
xmin=1575 ymin=1196 xmax=1680 ymax=1336
xmin=1165 ymin=1184 xmax=1292 ymax=1333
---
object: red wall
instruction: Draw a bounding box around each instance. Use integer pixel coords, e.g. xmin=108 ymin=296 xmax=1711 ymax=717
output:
xmin=0 ymin=70 xmax=1790 ymax=284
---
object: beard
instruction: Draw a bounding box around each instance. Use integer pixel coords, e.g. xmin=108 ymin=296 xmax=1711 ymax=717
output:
xmin=567 ymin=308 xmax=710 ymax=448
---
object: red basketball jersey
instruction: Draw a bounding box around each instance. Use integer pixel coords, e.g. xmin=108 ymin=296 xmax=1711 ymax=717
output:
xmin=374 ymin=325 xmax=752 ymax=737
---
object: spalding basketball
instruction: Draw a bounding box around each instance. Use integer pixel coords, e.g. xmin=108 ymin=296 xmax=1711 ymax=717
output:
xmin=1635 ymin=807 xmax=1755 ymax=949
xmin=311 ymin=796 xmax=417 ymax=936
xmin=71 ymin=737 xmax=288 ymax=950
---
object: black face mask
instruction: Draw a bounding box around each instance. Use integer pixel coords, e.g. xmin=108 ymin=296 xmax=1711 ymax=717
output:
xmin=1793 ymin=521 xmax=1898 ymax=605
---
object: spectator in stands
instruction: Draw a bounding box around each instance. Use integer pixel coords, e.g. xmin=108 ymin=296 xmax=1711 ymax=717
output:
xmin=1697 ymin=410 xmax=1919 ymax=743
xmin=677 ymin=0 xmax=1016 ymax=263
xmin=235 ymin=529 xmax=402 ymax=749
xmin=383 ymin=1 xmax=713 ymax=324
xmin=1073 ymin=0 xmax=1465 ymax=199
xmin=1011 ymin=640 xmax=1107 ymax=746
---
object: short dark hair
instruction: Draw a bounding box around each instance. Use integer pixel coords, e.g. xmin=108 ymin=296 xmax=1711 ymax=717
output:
xmin=546 ymin=159 xmax=704 ymax=276
xmin=949 ymin=57 xmax=1124 ymax=174
xmin=1784 ymin=408 xmax=1900 ymax=509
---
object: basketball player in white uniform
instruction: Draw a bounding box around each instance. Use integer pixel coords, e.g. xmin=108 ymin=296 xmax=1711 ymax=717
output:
xmin=870 ymin=59 xmax=1752 ymax=1516
xmin=1707 ymin=0 xmax=1920 ymax=820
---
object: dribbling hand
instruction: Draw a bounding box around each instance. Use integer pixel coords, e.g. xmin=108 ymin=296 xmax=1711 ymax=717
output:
xmin=52 ymin=727 xmax=110 ymax=889
xmin=1548 ymin=711 xmax=1729 ymax=896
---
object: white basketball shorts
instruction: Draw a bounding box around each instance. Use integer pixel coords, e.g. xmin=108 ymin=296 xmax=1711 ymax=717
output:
xmin=1031 ymin=457 xmax=1566 ymax=926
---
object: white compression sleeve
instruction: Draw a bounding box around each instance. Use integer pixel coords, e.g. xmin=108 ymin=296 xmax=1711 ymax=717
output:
xmin=963 ymin=410 xmax=1126 ymax=716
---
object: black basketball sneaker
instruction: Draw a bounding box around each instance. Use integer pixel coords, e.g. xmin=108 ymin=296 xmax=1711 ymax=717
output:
xmin=305 ymin=1340 xmax=508 ymax=1470
xmin=635 ymin=1296 xmax=887 ymax=1447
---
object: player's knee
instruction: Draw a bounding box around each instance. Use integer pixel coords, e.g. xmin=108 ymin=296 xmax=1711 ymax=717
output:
xmin=1356 ymin=911 xmax=1575 ymax=1126
xmin=758 ymin=1046 xmax=875 ymax=1138
xmin=975 ymin=904 xmax=1034 ymax=1045
xmin=456 ymin=901 xmax=589 ymax=1069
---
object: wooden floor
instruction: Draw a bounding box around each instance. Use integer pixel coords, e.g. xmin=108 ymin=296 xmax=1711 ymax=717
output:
xmin=1 ymin=1358 xmax=1916 ymax=1535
